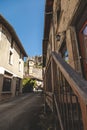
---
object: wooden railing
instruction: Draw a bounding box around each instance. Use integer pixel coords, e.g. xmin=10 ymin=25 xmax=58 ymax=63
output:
xmin=43 ymin=52 xmax=87 ymax=130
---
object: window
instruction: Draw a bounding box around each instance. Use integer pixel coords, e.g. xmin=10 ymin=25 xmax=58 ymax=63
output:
xmin=75 ymin=2 xmax=87 ymax=79
xmin=57 ymin=9 xmax=61 ymax=22
xmin=20 ymin=52 xmax=24 ymax=60
xmin=19 ymin=61 xmax=21 ymax=72
xmin=78 ymin=21 xmax=87 ymax=79
xmin=62 ymin=49 xmax=69 ymax=63
xmin=2 ymin=77 xmax=11 ymax=91
xmin=9 ymin=51 xmax=13 ymax=65
xmin=60 ymin=43 xmax=69 ymax=63
xmin=83 ymin=25 xmax=87 ymax=62
xmin=11 ymin=41 xmax=14 ymax=48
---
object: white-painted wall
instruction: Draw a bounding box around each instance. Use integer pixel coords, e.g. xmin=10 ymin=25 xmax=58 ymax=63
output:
xmin=0 ymin=25 xmax=24 ymax=78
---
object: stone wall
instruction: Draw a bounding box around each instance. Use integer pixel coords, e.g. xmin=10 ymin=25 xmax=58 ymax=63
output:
xmin=58 ymin=0 xmax=79 ymax=32
xmin=51 ymin=0 xmax=82 ymax=73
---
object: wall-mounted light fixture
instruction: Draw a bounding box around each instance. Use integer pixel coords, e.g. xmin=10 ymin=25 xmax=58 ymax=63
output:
xmin=56 ymin=34 xmax=61 ymax=41
xmin=56 ymin=31 xmax=66 ymax=41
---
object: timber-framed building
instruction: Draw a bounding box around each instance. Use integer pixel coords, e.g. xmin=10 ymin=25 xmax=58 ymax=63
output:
xmin=43 ymin=0 xmax=87 ymax=130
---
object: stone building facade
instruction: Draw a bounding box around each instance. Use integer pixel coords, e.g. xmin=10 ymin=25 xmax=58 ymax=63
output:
xmin=28 ymin=58 xmax=35 ymax=75
xmin=24 ymin=56 xmax=42 ymax=79
xmin=43 ymin=1 xmax=87 ymax=129
xmin=35 ymin=55 xmax=42 ymax=66
xmin=43 ymin=0 xmax=87 ymax=80
xmin=0 ymin=15 xmax=27 ymax=101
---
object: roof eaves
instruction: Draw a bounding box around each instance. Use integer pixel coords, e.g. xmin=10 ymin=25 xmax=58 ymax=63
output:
xmin=0 ymin=14 xmax=28 ymax=57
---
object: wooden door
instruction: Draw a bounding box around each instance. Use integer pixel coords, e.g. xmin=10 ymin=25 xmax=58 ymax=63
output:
xmin=79 ymin=21 xmax=87 ymax=79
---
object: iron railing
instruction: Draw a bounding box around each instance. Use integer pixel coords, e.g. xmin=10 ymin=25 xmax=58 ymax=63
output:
xmin=43 ymin=52 xmax=87 ymax=130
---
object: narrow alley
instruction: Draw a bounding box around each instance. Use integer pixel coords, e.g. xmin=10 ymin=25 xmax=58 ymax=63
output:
xmin=1 ymin=0 xmax=87 ymax=130
xmin=0 ymin=93 xmax=44 ymax=130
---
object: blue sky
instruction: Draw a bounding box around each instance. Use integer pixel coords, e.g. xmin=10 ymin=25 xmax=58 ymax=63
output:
xmin=0 ymin=0 xmax=45 ymax=56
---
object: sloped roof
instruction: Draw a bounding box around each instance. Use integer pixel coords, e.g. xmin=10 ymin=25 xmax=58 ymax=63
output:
xmin=0 ymin=14 xmax=28 ymax=57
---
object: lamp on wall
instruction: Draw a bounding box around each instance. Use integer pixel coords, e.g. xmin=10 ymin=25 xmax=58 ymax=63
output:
xmin=56 ymin=31 xmax=66 ymax=41
xmin=56 ymin=34 xmax=61 ymax=41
